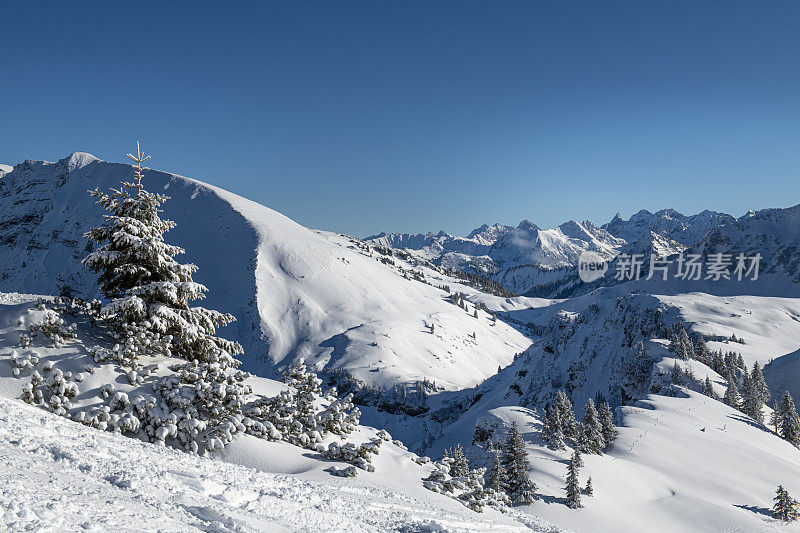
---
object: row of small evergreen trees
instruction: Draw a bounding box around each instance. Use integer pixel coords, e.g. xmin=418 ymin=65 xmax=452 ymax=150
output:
xmin=446 ymin=422 xmax=537 ymax=505
xmin=541 ymin=391 xmax=617 ymax=454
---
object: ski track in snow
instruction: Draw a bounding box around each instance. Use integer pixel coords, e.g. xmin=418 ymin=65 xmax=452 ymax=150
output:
xmin=0 ymin=397 xmax=552 ymax=533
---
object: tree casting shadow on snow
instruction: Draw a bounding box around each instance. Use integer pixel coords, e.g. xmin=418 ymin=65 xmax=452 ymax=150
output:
xmin=734 ymin=503 xmax=774 ymax=519
xmin=727 ymin=413 xmax=773 ymax=435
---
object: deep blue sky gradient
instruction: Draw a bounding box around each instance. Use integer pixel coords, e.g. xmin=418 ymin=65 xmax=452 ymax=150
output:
xmin=2 ymin=1 xmax=799 ymax=236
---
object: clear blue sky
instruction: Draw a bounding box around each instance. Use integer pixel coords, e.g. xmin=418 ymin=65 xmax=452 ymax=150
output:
xmin=2 ymin=1 xmax=799 ymax=237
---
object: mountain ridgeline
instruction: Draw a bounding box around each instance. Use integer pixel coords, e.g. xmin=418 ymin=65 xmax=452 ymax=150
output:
xmin=366 ymin=205 xmax=800 ymax=297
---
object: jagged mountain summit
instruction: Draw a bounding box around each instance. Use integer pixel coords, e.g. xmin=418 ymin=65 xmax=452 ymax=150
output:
xmin=602 ymin=208 xmax=736 ymax=247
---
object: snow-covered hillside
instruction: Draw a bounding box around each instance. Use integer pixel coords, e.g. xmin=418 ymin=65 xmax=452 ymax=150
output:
xmin=3 ymin=149 xmax=800 ymax=532
xmin=0 ymin=154 xmax=531 ymax=390
xmin=0 ymin=396 xmax=541 ymax=532
xmin=0 ymin=291 xmax=563 ymax=532
xmin=414 ymin=290 xmax=800 ymax=532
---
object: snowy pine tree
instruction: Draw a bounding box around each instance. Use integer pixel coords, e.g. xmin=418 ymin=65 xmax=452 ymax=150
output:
xmin=693 ymin=337 xmax=711 ymax=365
xmin=486 ymin=446 xmax=508 ymax=493
xmin=679 ymin=329 xmax=694 ymax=360
xmin=542 ymin=404 xmax=566 ymax=450
xmin=83 ymin=143 xmax=242 ymax=365
xmin=598 ymin=401 xmax=617 ymax=447
xmin=504 ymin=422 xmax=536 ymax=504
xmin=778 ymin=391 xmax=800 ymax=447
xmin=702 ymin=376 xmax=716 ymax=399
xmin=584 ymin=476 xmax=594 ymax=497
xmin=445 ymin=443 xmax=470 ymax=478
xmin=741 ymin=367 xmax=765 ymax=424
xmin=723 ymin=375 xmax=740 ymax=409
xmin=555 ymin=390 xmax=578 ymax=442
xmin=751 ymin=362 xmax=770 ymax=404
xmin=565 ymin=450 xmax=582 ymax=509
xmin=578 ymin=399 xmax=605 ymax=454
xmin=773 ymin=485 xmax=799 ymax=522
xmin=671 ymin=360 xmax=685 ymax=385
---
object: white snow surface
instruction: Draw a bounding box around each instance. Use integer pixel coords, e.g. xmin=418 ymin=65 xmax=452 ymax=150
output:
xmin=0 ymin=291 xmax=559 ymax=532
xmin=0 ymin=397 xmax=548 ymax=532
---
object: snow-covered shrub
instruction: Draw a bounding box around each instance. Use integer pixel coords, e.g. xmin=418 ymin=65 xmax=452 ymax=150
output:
xmin=144 ymin=360 xmax=253 ymax=452
xmin=9 ymin=350 xmax=38 ymax=376
xmin=321 ymin=439 xmax=382 ymax=472
xmin=21 ymin=371 xmax=44 ymax=405
xmin=326 ymin=465 xmax=358 ymax=477
xmin=23 ymin=368 xmax=79 ymax=416
xmin=28 ymin=310 xmax=77 ymax=347
xmin=423 ymin=458 xmax=509 ymax=513
xmin=18 ymin=333 xmax=32 ymax=348
xmin=89 ymin=322 xmax=174 ymax=366
xmin=244 ymin=359 xmax=360 ymax=447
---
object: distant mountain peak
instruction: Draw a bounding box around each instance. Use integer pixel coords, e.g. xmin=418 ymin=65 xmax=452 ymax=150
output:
xmin=61 ymin=152 xmax=99 ymax=172
xmin=516 ymin=219 xmax=540 ymax=232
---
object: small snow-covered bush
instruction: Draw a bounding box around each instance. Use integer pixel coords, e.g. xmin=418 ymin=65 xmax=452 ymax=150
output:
xmin=28 ymin=310 xmax=77 ymax=347
xmin=244 ymin=359 xmax=361 ymax=448
xmin=321 ymin=438 xmax=383 ymax=472
xmin=10 ymin=350 xmax=38 ymax=376
xmin=423 ymin=458 xmax=510 ymax=513
xmin=22 ymin=367 xmax=78 ymax=416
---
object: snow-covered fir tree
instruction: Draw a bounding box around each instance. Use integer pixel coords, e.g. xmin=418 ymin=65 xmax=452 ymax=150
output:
xmin=669 ymin=327 xmax=693 ymax=360
xmin=578 ymin=399 xmax=605 ymax=454
xmin=778 ymin=391 xmax=800 ymax=447
xmin=445 ymin=443 xmax=470 ymax=478
xmin=751 ymin=362 xmax=770 ymax=411
xmin=598 ymin=401 xmax=617 ymax=448
xmin=486 ymin=445 xmax=508 ymax=493
xmin=693 ymin=337 xmax=711 ymax=365
xmin=621 ymin=341 xmax=655 ymax=399
xmin=504 ymin=422 xmax=536 ymax=504
xmin=773 ymin=485 xmax=799 ymax=522
xmin=584 ymin=476 xmax=593 ymax=497
xmin=542 ymin=404 xmax=566 ymax=450
xmin=702 ymin=376 xmax=716 ymax=399
xmin=723 ymin=375 xmax=740 ymax=409
xmin=83 ymin=143 xmax=241 ymax=364
xmin=565 ymin=450 xmax=582 ymax=509
xmin=741 ymin=367 xmax=765 ymax=424
xmin=671 ymin=360 xmax=685 ymax=385
xmin=555 ymin=390 xmax=578 ymax=442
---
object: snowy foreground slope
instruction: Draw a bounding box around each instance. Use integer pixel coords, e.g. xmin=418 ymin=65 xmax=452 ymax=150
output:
xmin=0 ymin=397 xmax=553 ymax=532
xmin=0 ymin=154 xmax=530 ymax=390
xmin=0 ymin=292 xmax=560 ymax=532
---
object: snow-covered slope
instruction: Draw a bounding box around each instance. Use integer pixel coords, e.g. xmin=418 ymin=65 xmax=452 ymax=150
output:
xmin=0 ymin=396 xmax=541 ymax=532
xmin=0 ymin=154 xmax=531 ymax=389
xmin=434 ymin=392 xmax=800 ymax=533
xmin=418 ymin=290 xmax=800 ymax=532
xmin=0 ymin=291 xmax=562 ymax=532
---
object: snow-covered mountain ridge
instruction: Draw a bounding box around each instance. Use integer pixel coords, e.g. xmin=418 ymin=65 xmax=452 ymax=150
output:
xmin=0 ymin=153 xmax=531 ymax=391
xmin=367 ymin=208 xmax=753 ymax=295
